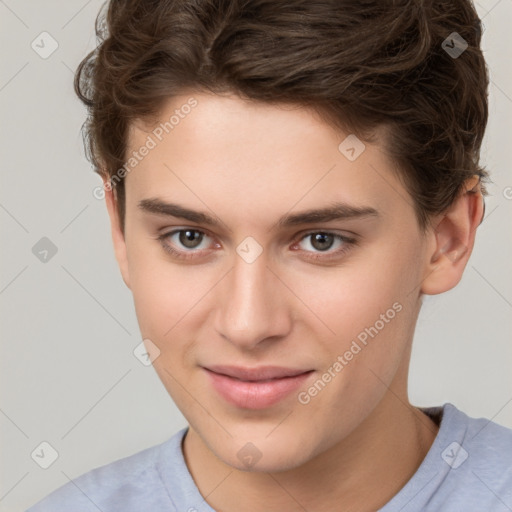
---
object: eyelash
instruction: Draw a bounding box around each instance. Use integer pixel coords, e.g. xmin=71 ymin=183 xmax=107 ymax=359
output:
xmin=155 ymin=229 xmax=357 ymax=262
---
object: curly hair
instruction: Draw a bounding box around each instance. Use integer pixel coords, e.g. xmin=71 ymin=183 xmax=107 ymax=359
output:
xmin=75 ymin=0 xmax=489 ymax=232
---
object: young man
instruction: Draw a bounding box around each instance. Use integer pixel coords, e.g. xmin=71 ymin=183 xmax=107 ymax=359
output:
xmin=28 ymin=0 xmax=512 ymax=510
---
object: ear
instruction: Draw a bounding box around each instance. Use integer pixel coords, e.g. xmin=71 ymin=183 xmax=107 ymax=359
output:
xmin=103 ymin=181 xmax=131 ymax=290
xmin=421 ymin=177 xmax=484 ymax=295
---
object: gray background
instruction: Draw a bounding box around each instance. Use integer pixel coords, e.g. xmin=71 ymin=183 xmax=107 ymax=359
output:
xmin=1 ymin=1 xmax=511 ymax=510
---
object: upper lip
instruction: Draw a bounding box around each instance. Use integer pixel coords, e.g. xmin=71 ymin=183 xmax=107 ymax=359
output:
xmin=203 ymin=365 xmax=313 ymax=381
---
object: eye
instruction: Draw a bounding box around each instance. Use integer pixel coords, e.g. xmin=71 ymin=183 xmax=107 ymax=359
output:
xmin=291 ymin=231 xmax=356 ymax=261
xmin=157 ymin=228 xmax=216 ymax=259
xmin=174 ymin=229 xmax=208 ymax=249
xmin=301 ymin=232 xmax=337 ymax=251
xmin=156 ymin=228 xmax=356 ymax=262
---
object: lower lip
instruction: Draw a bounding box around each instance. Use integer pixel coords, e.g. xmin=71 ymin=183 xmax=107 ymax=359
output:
xmin=203 ymin=368 xmax=314 ymax=410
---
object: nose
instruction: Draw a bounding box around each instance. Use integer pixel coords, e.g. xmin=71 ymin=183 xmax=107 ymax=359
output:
xmin=214 ymin=249 xmax=293 ymax=351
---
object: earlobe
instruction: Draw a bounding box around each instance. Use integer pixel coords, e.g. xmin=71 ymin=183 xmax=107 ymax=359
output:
xmin=104 ymin=182 xmax=131 ymax=290
xmin=421 ymin=177 xmax=484 ymax=296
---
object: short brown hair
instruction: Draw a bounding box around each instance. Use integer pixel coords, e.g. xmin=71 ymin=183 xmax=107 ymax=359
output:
xmin=75 ymin=0 xmax=489 ymax=232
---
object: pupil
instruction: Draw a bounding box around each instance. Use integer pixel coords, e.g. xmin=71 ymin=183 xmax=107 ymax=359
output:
xmin=179 ymin=230 xmax=202 ymax=248
xmin=311 ymin=233 xmax=333 ymax=251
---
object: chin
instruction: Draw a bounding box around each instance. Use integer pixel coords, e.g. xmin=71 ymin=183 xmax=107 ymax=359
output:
xmin=208 ymin=427 xmax=319 ymax=474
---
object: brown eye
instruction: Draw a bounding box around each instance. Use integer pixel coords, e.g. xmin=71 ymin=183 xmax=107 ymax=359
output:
xmin=157 ymin=229 xmax=213 ymax=257
xmin=309 ymin=232 xmax=335 ymax=251
xmin=178 ymin=229 xmax=204 ymax=249
xmin=292 ymin=231 xmax=357 ymax=261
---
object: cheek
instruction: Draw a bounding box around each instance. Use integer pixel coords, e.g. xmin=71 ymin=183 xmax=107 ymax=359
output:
xmin=127 ymin=250 xmax=185 ymax=345
xmin=290 ymin=262 xmax=410 ymax=338
xmin=127 ymin=247 xmax=221 ymax=376
xmin=293 ymin=266 xmax=418 ymax=428
xmin=289 ymin=244 xmax=422 ymax=375
xmin=129 ymin=264 xmax=173 ymax=336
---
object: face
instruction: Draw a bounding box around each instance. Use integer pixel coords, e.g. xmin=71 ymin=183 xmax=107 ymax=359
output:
xmin=109 ymin=91 xmax=437 ymax=472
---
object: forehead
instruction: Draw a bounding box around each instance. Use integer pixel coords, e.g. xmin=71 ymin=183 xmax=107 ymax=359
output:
xmin=123 ymin=92 xmax=411 ymax=228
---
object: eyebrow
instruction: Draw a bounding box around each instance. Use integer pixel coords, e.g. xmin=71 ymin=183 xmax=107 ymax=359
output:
xmin=137 ymin=198 xmax=379 ymax=229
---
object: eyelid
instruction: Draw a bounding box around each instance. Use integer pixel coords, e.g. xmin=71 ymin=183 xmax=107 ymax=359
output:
xmin=156 ymin=228 xmax=215 ymax=261
xmin=158 ymin=227 xmax=216 ymax=248
xmin=159 ymin=227 xmax=356 ymax=246
xmin=290 ymin=230 xmax=357 ymax=260
xmin=293 ymin=228 xmax=357 ymax=242
xmin=156 ymin=227 xmax=358 ymax=261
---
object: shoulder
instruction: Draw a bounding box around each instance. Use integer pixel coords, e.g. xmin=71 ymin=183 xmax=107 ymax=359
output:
xmin=455 ymin=404 xmax=512 ymax=491
xmin=26 ymin=428 xmax=188 ymax=512
xmin=426 ymin=403 xmax=512 ymax=509
xmin=445 ymin=403 xmax=512 ymax=466
xmin=380 ymin=403 xmax=512 ymax=512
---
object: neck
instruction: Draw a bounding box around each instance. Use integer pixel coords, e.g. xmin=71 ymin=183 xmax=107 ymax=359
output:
xmin=182 ymin=390 xmax=439 ymax=512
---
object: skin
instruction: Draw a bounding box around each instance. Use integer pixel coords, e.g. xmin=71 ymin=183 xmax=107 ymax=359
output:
xmin=104 ymin=91 xmax=483 ymax=511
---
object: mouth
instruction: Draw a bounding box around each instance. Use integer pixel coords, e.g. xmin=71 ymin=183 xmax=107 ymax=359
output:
xmin=202 ymin=366 xmax=315 ymax=410
xmin=203 ymin=364 xmax=314 ymax=381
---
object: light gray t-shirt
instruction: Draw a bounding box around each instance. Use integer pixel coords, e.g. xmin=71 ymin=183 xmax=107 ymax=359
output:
xmin=27 ymin=403 xmax=512 ymax=511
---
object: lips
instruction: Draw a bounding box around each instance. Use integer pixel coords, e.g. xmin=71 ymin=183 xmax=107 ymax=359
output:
xmin=204 ymin=365 xmax=312 ymax=381
xmin=203 ymin=365 xmax=314 ymax=409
